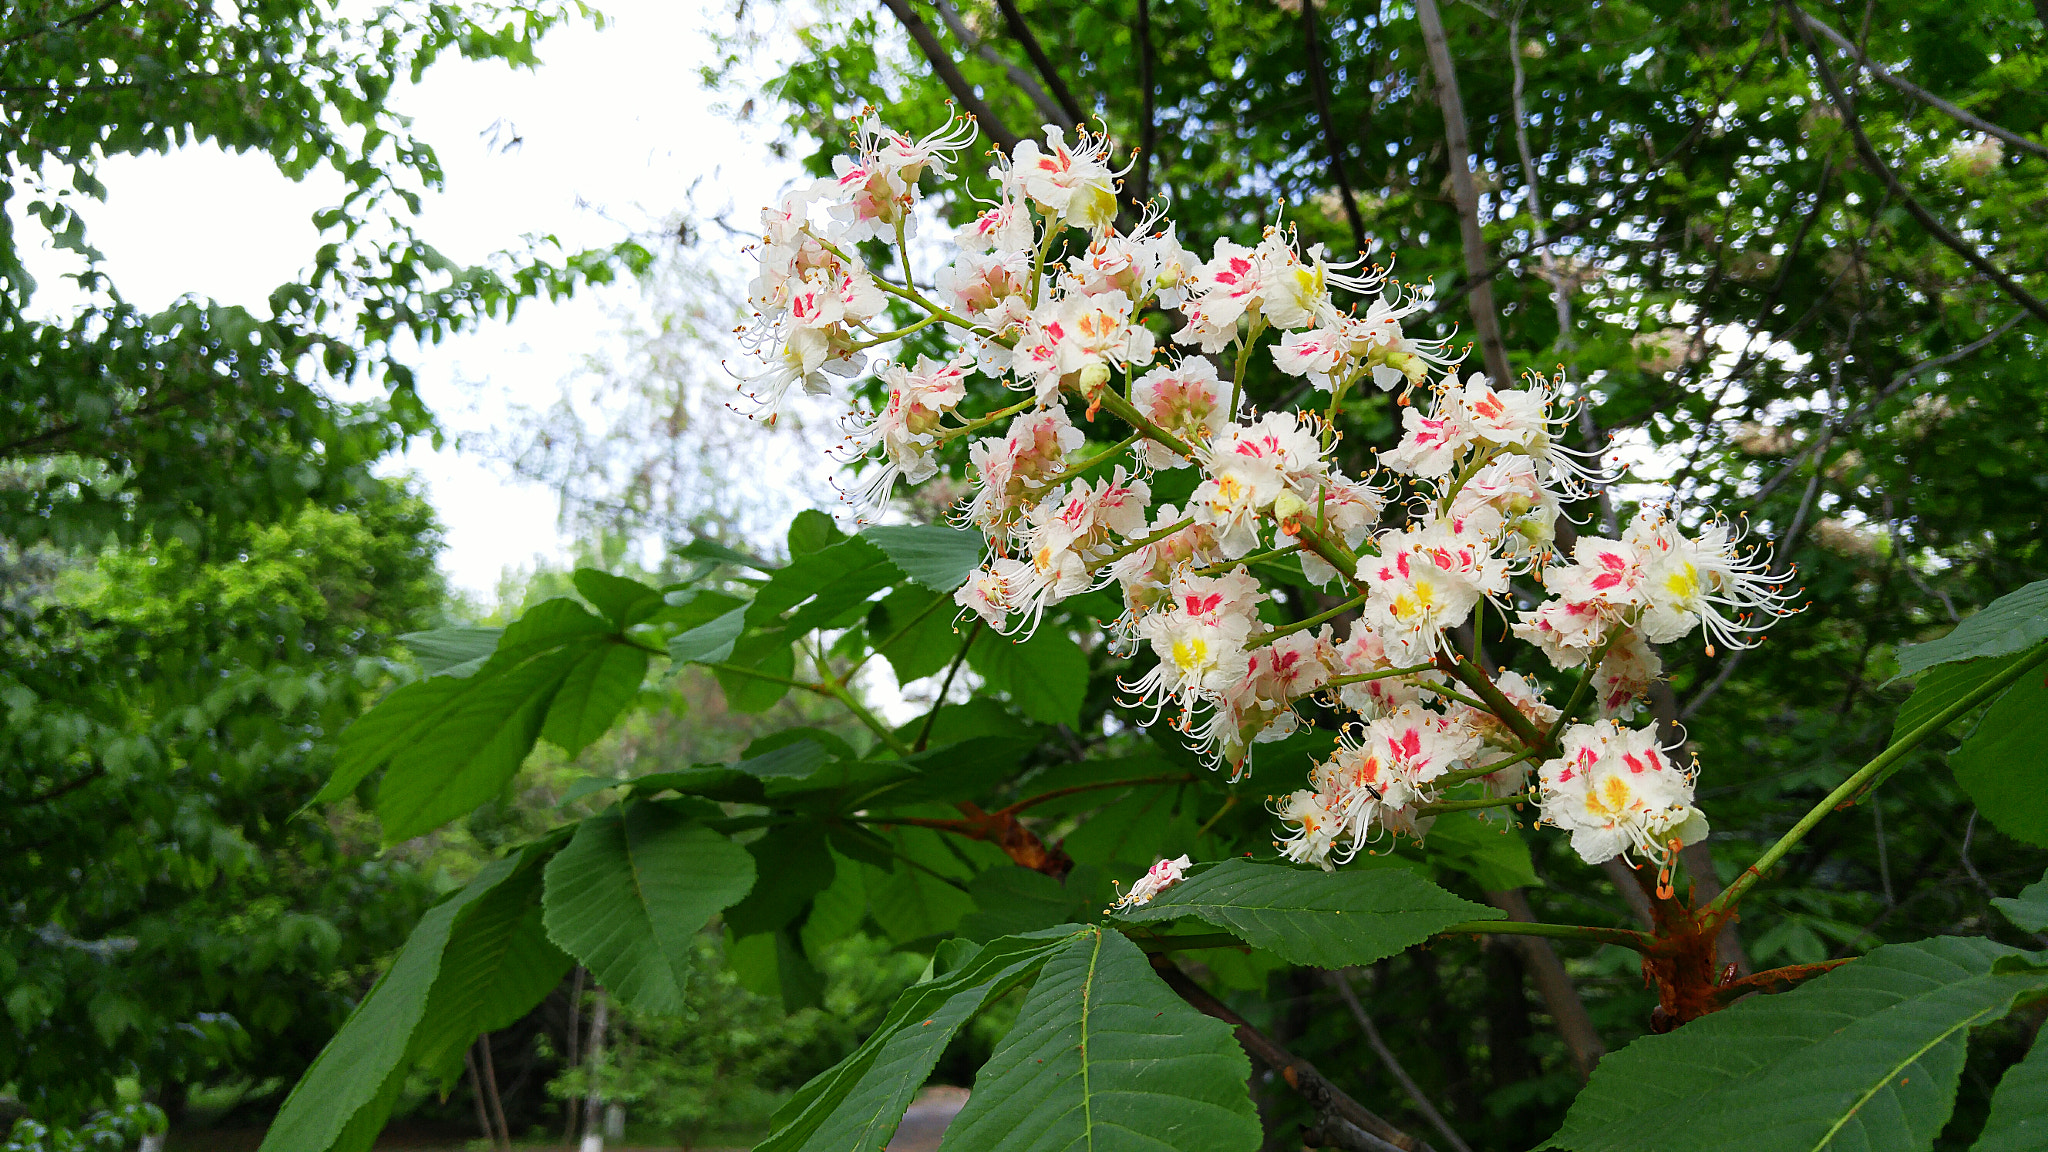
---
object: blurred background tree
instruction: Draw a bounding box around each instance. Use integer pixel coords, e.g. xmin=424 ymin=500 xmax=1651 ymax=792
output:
xmin=0 ymin=0 xmax=646 ymax=1137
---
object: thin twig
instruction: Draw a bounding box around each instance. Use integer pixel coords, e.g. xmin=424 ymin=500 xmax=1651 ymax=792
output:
xmin=1792 ymin=8 xmax=2048 ymax=325
xmin=1303 ymin=0 xmax=1367 ymax=255
xmin=1326 ymin=970 xmax=1475 ymax=1152
xmin=1134 ymin=0 xmax=1156 ymax=205
xmin=1788 ymin=5 xmax=2048 ymax=161
xmin=1151 ymin=956 xmax=1432 ymax=1152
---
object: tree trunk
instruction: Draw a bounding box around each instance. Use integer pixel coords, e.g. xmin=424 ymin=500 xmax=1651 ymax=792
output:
xmin=580 ymin=986 xmax=610 ymax=1152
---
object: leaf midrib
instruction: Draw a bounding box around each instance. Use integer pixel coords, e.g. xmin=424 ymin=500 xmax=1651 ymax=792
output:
xmin=1809 ymin=1000 xmax=2005 ymax=1152
xmin=1079 ymin=928 xmax=1103 ymax=1152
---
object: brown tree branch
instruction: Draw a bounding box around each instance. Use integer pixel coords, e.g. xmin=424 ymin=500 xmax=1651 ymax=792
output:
xmin=1151 ymin=954 xmax=1432 ymax=1152
xmin=20 ymin=764 xmax=107 ymax=806
xmin=1303 ymin=0 xmax=1368 ymax=256
xmin=927 ymin=0 xmax=1074 ymax=132
xmin=875 ymin=0 xmax=1023 ymax=152
xmin=1482 ymin=888 xmax=1605 ymax=1082
xmin=1414 ymin=0 xmax=1512 ymax=385
xmin=990 ymin=0 xmax=1087 ymax=129
xmin=1791 ymin=7 xmax=2048 ymax=325
xmin=1788 ymin=5 xmax=2048 ymax=162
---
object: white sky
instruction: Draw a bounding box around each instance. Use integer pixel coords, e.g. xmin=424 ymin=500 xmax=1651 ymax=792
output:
xmin=18 ymin=0 xmax=808 ymax=597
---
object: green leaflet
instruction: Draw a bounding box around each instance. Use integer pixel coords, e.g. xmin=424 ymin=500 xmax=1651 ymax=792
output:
xmin=571 ymin=568 xmax=663 ymax=628
xmin=957 ymin=866 xmax=1092 ymax=942
xmin=968 ymin=624 xmax=1089 ymax=728
xmin=750 ymin=536 xmax=898 ymax=628
xmin=369 ymin=645 xmax=582 ymax=840
xmin=724 ymin=821 xmax=836 ymax=937
xmin=861 ymin=523 xmax=987 ymax=592
xmin=1544 ymin=937 xmax=2048 ymax=1152
xmin=1888 ymin=651 xmax=2026 ymax=749
xmin=396 ymin=625 xmax=502 ymax=677
xmin=1112 ymin=858 xmax=1499 ymax=968
xmin=541 ymin=801 xmax=756 ymax=1014
xmin=542 ymin=641 xmax=650 ymax=755
xmin=1972 ymin=1030 xmax=2048 ymax=1152
xmin=667 ymin=603 xmax=747 ymax=665
xmin=1992 ymin=869 xmax=2048 ymax=935
xmin=407 ymin=857 xmax=572 ymax=1085
xmin=1951 ymin=663 xmax=2048 ymax=847
xmin=1422 ymin=811 xmax=1541 ymax=892
xmin=937 ymin=927 xmax=1262 ymax=1152
xmin=715 ymin=629 xmax=798 ymax=713
xmin=794 ymin=952 xmax=1043 ymax=1152
xmin=868 ymin=854 xmax=977 ymax=946
xmin=1892 ymin=579 xmax=2048 ymax=681
xmin=869 ymin=584 xmax=963 ymax=683
xmin=258 ymin=847 xmax=561 ymax=1152
xmin=788 ymin=508 xmax=845 ymax=556
xmin=759 ymin=929 xmax=1081 ymax=1152
xmin=325 ymin=598 xmax=649 ymax=841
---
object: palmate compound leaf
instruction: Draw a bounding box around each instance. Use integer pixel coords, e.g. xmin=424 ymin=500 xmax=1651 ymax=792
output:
xmin=1110 ymin=858 xmax=1500 ymax=968
xmin=258 ymin=845 xmax=563 ymax=1152
xmin=1543 ymin=937 xmax=2048 ymax=1152
xmin=1892 ymin=579 xmax=2048 ymax=681
xmin=323 ymin=598 xmax=651 ymax=842
xmin=937 ymin=926 xmax=1263 ymax=1152
xmin=541 ymin=800 xmax=756 ymax=1014
xmin=758 ymin=928 xmax=1083 ymax=1152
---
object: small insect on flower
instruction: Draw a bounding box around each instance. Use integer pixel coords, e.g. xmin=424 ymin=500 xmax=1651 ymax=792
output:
xmin=1108 ymin=855 xmax=1194 ymax=911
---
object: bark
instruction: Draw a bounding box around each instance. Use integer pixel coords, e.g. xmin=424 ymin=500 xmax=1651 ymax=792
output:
xmin=1303 ymin=0 xmax=1367 ymax=255
xmin=1134 ymin=0 xmax=1156 ymax=206
xmin=928 ymin=0 xmax=1073 ymax=132
xmin=1482 ymin=888 xmax=1604 ymax=1082
xmin=1413 ymin=0 xmax=1513 ymax=385
xmin=477 ymin=1035 xmax=512 ymax=1151
xmin=562 ymin=965 xmax=586 ymax=1141
xmin=1788 ymin=5 xmax=2048 ymax=160
xmin=1482 ymin=939 xmax=1538 ymax=1091
xmin=581 ymin=987 xmax=611 ymax=1152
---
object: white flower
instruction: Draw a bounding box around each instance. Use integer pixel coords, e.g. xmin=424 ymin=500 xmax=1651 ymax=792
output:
xmin=1274 ymin=788 xmax=1343 ymax=870
xmin=1131 ymin=358 xmax=1232 ymax=469
xmin=1625 ymin=507 xmax=1798 ymax=653
xmin=1110 ymin=855 xmax=1193 ymax=910
xmin=1010 ymin=126 xmax=1123 ymax=231
xmin=840 ymin=355 xmax=971 ymax=515
xmin=1379 ymin=393 xmax=1473 ymax=479
xmin=1358 ymin=522 xmax=1499 ymax=654
xmin=1536 ymin=720 xmax=1708 ymax=865
xmin=1124 ymin=568 xmax=1264 ymax=714
xmin=1592 ymin=629 xmax=1662 ymax=720
xmin=960 ymin=405 xmax=1085 ymax=540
